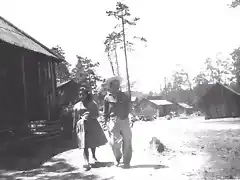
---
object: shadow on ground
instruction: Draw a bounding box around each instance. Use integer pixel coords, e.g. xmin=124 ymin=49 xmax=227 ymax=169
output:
xmin=129 ymin=164 xmax=169 ymax=169
xmin=190 ymin=127 xmax=240 ymax=179
xmin=0 ymin=135 xmax=82 ymax=179
xmin=0 ymin=158 xmax=114 ymax=180
xmin=91 ymin=162 xmax=115 ymax=168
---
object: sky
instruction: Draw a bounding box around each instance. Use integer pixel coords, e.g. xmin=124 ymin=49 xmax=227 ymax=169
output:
xmin=1 ymin=0 xmax=240 ymax=93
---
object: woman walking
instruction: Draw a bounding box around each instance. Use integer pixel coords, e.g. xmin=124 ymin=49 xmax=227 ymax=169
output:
xmin=73 ymin=87 xmax=108 ymax=171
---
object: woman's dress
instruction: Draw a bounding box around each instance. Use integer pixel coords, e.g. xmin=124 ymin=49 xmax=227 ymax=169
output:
xmin=74 ymin=100 xmax=107 ymax=149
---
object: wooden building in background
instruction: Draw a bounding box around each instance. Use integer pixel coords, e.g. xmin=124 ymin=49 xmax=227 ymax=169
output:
xmin=169 ymin=102 xmax=194 ymax=115
xmin=195 ymin=82 xmax=240 ymax=119
xmin=134 ymin=98 xmax=173 ymax=117
xmin=0 ymin=16 xmax=63 ymax=147
xmin=57 ymin=80 xmax=81 ymax=106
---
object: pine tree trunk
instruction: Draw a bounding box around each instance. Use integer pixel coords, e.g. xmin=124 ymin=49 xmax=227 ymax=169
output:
xmin=114 ymin=43 xmax=120 ymax=76
xmin=121 ymin=15 xmax=131 ymax=99
xmin=108 ymin=51 xmax=115 ymax=76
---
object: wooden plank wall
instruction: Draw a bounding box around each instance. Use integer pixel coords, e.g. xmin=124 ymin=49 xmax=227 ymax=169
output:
xmin=0 ymin=43 xmax=25 ymax=129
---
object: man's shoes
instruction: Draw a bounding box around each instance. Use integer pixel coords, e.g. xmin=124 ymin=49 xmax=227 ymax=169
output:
xmin=122 ymin=163 xmax=130 ymax=169
xmin=83 ymin=164 xmax=91 ymax=171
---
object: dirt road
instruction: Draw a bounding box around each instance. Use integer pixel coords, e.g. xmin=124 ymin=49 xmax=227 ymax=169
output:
xmin=1 ymin=117 xmax=240 ymax=180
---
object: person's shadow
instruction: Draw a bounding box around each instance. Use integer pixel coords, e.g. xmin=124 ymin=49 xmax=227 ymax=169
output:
xmin=129 ymin=164 xmax=169 ymax=169
xmin=91 ymin=162 xmax=169 ymax=170
xmin=91 ymin=161 xmax=115 ymax=168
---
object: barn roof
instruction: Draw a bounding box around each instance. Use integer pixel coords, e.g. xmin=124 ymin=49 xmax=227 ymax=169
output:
xmin=57 ymin=80 xmax=72 ymax=88
xmin=194 ymin=82 xmax=240 ymax=106
xmin=147 ymin=96 xmax=163 ymax=100
xmin=219 ymin=82 xmax=240 ymax=96
xmin=178 ymin=102 xmax=193 ymax=109
xmin=202 ymin=82 xmax=240 ymax=98
xmin=149 ymin=100 xmax=173 ymax=106
xmin=0 ymin=16 xmax=63 ymax=61
xmin=56 ymin=79 xmax=81 ymax=92
xmin=194 ymin=83 xmax=214 ymax=97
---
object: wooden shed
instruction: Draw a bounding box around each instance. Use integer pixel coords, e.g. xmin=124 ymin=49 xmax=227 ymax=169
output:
xmin=169 ymin=102 xmax=194 ymax=115
xmin=0 ymin=16 xmax=63 ymax=147
xmin=195 ymin=82 xmax=240 ymax=119
xmin=135 ymin=98 xmax=173 ymax=117
xmin=148 ymin=99 xmax=173 ymax=117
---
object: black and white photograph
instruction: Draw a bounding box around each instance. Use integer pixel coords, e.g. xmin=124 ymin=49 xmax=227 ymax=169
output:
xmin=1 ymin=0 xmax=240 ymax=179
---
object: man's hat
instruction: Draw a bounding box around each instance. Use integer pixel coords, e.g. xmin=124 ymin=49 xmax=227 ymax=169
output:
xmin=103 ymin=76 xmax=123 ymax=89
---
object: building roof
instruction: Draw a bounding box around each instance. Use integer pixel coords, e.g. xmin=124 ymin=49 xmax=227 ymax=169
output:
xmin=149 ymin=100 xmax=173 ymax=106
xmin=201 ymin=82 xmax=240 ymax=98
xmin=193 ymin=83 xmax=214 ymax=100
xmin=0 ymin=16 xmax=63 ymax=61
xmin=193 ymin=83 xmax=215 ymax=105
xmin=56 ymin=79 xmax=81 ymax=92
xmin=147 ymin=96 xmax=163 ymax=100
xmin=57 ymin=80 xmax=72 ymax=88
xmin=219 ymin=82 xmax=240 ymax=96
xmin=178 ymin=102 xmax=193 ymax=109
xmin=195 ymin=82 xmax=240 ymax=106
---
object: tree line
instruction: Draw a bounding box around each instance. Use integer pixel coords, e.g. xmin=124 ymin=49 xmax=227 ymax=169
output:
xmin=147 ymin=50 xmax=240 ymax=105
xmin=53 ymin=0 xmax=240 ymax=106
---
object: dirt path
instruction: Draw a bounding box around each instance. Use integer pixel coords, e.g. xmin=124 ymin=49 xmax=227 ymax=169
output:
xmin=1 ymin=117 xmax=240 ymax=180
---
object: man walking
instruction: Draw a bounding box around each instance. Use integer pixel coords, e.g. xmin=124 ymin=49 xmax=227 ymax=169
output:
xmin=103 ymin=76 xmax=132 ymax=169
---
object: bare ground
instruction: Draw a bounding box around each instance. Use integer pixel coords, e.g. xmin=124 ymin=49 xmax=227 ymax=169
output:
xmin=1 ymin=117 xmax=240 ymax=180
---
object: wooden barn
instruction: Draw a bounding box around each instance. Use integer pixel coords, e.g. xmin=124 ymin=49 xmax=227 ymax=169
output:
xmin=134 ymin=98 xmax=173 ymax=117
xmin=0 ymin=16 xmax=64 ymax=149
xmin=134 ymin=98 xmax=158 ymax=117
xmin=149 ymin=99 xmax=173 ymax=117
xmin=171 ymin=102 xmax=194 ymax=115
xmin=195 ymin=82 xmax=240 ymax=119
xmin=177 ymin=103 xmax=194 ymax=114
